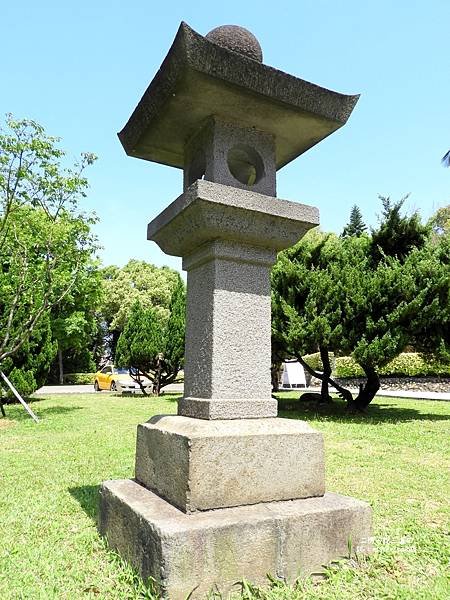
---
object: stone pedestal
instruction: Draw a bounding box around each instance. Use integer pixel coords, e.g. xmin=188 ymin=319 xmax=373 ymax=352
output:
xmin=99 ymin=180 xmax=372 ymax=597
xmin=100 ymin=480 xmax=372 ymax=600
xmin=135 ymin=416 xmax=325 ymax=513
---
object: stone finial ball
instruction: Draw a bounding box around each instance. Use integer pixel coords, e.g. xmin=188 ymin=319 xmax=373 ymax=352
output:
xmin=206 ymin=25 xmax=263 ymax=62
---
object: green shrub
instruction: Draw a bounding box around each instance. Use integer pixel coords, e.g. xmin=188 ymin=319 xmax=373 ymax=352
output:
xmin=302 ymin=352 xmax=321 ymax=372
xmin=302 ymin=352 xmax=335 ymax=373
xmin=4 ymin=369 xmax=37 ymax=397
xmin=380 ymin=353 xmax=450 ymax=377
xmin=335 ymin=353 xmax=450 ymax=378
xmin=334 ymin=357 xmax=364 ymax=378
xmin=62 ymin=373 xmax=96 ymax=385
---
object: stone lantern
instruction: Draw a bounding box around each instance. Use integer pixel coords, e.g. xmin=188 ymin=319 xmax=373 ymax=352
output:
xmin=100 ymin=23 xmax=372 ymax=599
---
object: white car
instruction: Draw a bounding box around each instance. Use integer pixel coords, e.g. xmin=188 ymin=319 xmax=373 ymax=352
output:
xmin=94 ymin=366 xmax=153 ymax=394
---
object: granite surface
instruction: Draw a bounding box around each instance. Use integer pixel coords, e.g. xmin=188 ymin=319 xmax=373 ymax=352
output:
xmin=135 ymin=415 xmax=325 ymax=512
xmin=118 ymin=22 xmax=359 ymax=170
xmin=100 ymin=479 xmax=372 ymax=600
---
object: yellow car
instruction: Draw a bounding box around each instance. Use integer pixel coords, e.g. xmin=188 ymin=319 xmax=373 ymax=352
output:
xmin=93 ymin=366 xmax=152 ymax=394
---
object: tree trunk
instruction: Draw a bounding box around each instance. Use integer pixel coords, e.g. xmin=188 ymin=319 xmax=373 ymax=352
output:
xmin=129 ymin=368 xmax=149 ymax=396
xmin=152 ymin=379 xmax=161 ymax=396
xmin=351 ymin=366 xmax=380 ymax=411
xmin=110 ymin=330 xmax=121 ymax=362
xmin=319 ymin=346 xmax=333 ymax=403
xmin=153 ymin=355 xmax=163 ymax=396
xmin=271 ymin=361 xmax=282 ymax=393
xmin=58 ymin=346 xmax=64 ymax=385
xmin=297 ymin=355 xmax=352 ymax=404
xmin=0 ymin=398 xmax=5 ymax=417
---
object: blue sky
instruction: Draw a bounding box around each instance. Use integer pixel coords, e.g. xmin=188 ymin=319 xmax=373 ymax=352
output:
xmin=2 ymin=0 xmax=449 ymax=273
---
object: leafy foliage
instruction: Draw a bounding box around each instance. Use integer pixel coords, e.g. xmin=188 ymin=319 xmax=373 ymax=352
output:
xmin=0 ymin=115 xmax=98 ymax=392
xmin=429 ymin=204 xmax=450 ymax=238
xmin=100 ymin=259 xmax=181 ymax=359
xmin=272 ymin=197 xmax=450 ymax=411
xmin=115 ymin=277 xmax=186 ymax=395
xmin=370 ymin=195 xmax=429 ymax=263
xmin=1 ymin=313 xmax=56 ymax=397
xmin=49 ymin=261 xmax=102 ymax=382
xmin=335 ymin=353 xmax=450 ymax=378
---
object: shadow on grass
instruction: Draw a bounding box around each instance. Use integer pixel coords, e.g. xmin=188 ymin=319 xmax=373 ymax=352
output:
xmin=69 ymin=484 xmax=100 ymax=523
xmin=276 ymin=395 xmax=449 ymax=424
xmin=159 ymin=393 xmax=181 ymax=403
xmin=2 ymin=403 xmax=84 ymax=422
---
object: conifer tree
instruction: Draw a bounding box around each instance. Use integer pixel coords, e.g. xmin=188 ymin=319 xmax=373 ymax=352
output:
xmin=272 ymin=199 xmax=449 ymax=412
xmin=341 ymin=205 xmax=367 ymax=238
xmin=115 ymin=276 xmax=186 ymax=395
xmin=163 ymin=277 xmax=186 ymax=381
xmin=370 ymin=196 xmax=429 ymax=263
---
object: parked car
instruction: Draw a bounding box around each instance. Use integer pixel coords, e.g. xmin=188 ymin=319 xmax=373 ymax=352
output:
xmin=93 ymin=366 xmax=152 ymax=394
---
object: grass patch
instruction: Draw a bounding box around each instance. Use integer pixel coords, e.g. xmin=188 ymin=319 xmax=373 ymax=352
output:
xmin=1 ymin=392 xmax=449 ymax=599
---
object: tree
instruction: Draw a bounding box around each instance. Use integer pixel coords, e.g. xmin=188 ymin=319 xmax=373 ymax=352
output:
xmin=341 ymin=205 xmax=367 ymax=237
xmin=115 ymin=276 xmax=186 ymax=395
xmin=272 ymin=198 xmax=449 ymax=412
xmin=370 ymin=195 xmax=429 ymax=263
xmin=0 ymin=115 xmax=97 ymax=389
xmin=1 ymin=313 xmax=56 ymax=397
xmin=272 ymin=230 xmax=351 ymax=403
xmin=429 ymin=205 xmax=450 ymax=238
xmin=162 ymin=277 xmax=186 ymax=384
xmin=100 ymin=260 xmax=181 ymax=360
xmin=49 ymin=261 xmax=102 ymax=383
xmin=404 ymin=235 xmax=450 ymax=361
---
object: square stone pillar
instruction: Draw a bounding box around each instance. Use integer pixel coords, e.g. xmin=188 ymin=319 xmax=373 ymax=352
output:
xmin=180 ymin=240 xmax=277 ymax=419
xmin=146 ymin=179 xmax=319 ymax=419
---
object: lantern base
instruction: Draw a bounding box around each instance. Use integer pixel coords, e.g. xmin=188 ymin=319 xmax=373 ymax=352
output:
xmin=99 ymin=479 xmax=372 ymax=600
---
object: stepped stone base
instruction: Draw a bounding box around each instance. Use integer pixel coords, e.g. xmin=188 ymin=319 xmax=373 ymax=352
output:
xmin=99 ymin=479 xmax=372 ymax=600
xmin=135 ymin=416 xmax=325 ymax=513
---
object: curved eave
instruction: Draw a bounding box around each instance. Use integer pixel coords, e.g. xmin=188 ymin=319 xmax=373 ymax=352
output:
xmin=118 ymin=22 xmax=360 ymax=170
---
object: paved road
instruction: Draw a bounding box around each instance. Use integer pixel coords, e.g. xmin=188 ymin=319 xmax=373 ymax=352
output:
xmin=33 ymin=383 xmax=184 ymax=396
xmin=300 ymin=386 xmax=450 ymax=402
xmin=33 ymin=383 xmax=449 ymax=401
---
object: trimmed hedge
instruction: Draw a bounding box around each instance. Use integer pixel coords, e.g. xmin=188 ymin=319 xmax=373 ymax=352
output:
xmin=302 ymin=352 xmax=335 ymax=372
xmin=336 ymin=353 xmax=450 ymax=378
xmin=302 ymin=352 xmax=322 ymax=372
xmin=382 ymin=353 xmax=450 ymax=377
xmin=62 ymin=373 xmax=96 ymax=385
xmin=334 ymin=357 xmax=364 ymax=378
xmin=303 ymin=352 xmax=450 ymax=378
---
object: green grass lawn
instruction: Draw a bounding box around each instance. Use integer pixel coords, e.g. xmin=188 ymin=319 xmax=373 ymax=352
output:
xmin=0 ymin=392 xmax=449 ymax=599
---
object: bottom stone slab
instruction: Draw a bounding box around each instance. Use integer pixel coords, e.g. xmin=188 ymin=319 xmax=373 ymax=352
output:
xmin=99 ymin=479 xmax=372 ymax=600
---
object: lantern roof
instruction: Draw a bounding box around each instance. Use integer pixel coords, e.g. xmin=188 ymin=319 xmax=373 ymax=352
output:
xmin=118 ymin=22 xmax=359 ymax=171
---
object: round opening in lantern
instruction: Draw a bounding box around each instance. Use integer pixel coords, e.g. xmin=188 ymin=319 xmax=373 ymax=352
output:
xmin=227 ymin=145 xmax=265 ymax=186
